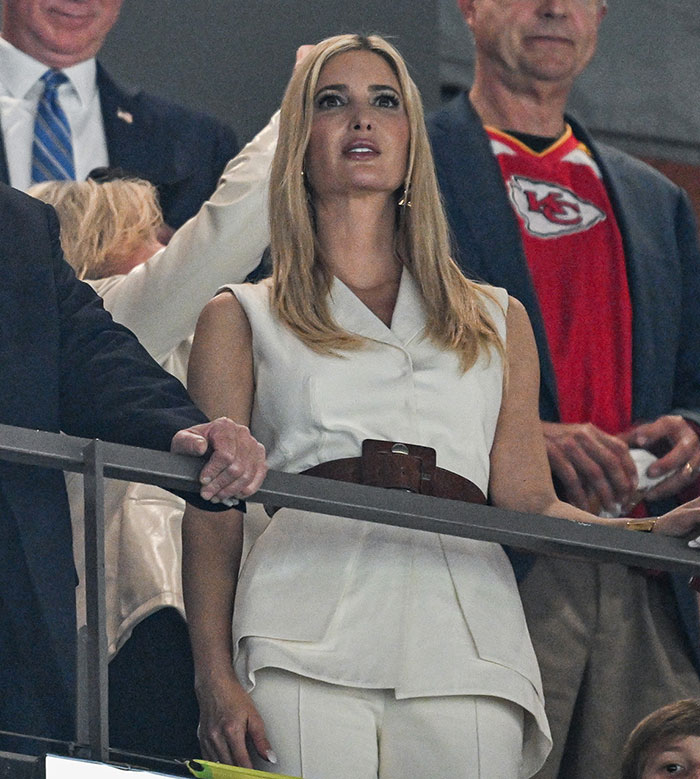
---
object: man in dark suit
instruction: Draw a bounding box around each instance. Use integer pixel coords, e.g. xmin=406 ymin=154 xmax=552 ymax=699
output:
xmin=0 ymin=0 xmax=238 ymax=230
xmin=0 ymin=182 xmax=266 ymax=753
xmin=0 ymin=0 xmax=243 ymax=755
xmin=427 ymin=1 xmax=700 ymax=777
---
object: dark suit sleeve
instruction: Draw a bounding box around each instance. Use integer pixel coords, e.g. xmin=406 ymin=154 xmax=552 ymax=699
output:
xmin=47 ymin=205 xmax=207 ymax=450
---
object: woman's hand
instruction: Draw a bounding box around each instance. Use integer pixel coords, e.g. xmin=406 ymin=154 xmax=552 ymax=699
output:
xmin=196 ymin=672 xmax=276 ymax=769
xmin=654 ymin=497 xmax=700 ymax=538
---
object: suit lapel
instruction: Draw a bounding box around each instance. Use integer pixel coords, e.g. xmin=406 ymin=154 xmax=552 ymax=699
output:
xmin=429 ymin=94 xmax=560 ymax=420
xmin=96 ymin=61 xmax=149 ymax=177
xmin=97 ymin=61 xmax=196 ymax=193
xmin=431 ymin=94 xmax=524 ymax=279
xmin=389 ymin=270 xmax=426 ymax=345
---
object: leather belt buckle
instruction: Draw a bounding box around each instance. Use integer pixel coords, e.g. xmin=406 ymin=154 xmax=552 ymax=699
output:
xmin=361 ymin=439 xmax=437 ymax=494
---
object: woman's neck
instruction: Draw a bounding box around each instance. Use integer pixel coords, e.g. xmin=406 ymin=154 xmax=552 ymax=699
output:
xmin=315 ymin=194 xmax=402 ymax=326
xmin=316 ymin=195 xmax=398 ymax=281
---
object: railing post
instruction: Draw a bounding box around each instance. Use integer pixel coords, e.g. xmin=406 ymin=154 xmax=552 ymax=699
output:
xmin=81 ymin=439 xmax=109 ymax=763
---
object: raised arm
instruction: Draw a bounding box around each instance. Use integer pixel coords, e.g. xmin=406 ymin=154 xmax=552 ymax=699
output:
xmin=182 ymin=292 xmax=274 ymax=768
xmin=96 ymin=113 xmax=279 ymax=362
xmin=489 ymin=297 xmax=700 ymax=536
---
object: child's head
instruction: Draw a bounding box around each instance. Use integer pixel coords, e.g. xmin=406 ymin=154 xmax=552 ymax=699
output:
xmin=622 ymin=699 xmax=700 ymax=779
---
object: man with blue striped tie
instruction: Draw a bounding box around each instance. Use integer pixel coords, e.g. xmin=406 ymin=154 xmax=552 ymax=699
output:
xmin=0 ymin=0 xmax=239 ymax=230
xmin=31 ymin=69 xmax=75 ymax=182
xmin=0 ymin=0 xmax=244 ymax=758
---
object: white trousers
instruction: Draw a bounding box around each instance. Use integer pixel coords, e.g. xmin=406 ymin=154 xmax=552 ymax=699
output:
xmin=250 ymin=668 xmax=526 ymax=779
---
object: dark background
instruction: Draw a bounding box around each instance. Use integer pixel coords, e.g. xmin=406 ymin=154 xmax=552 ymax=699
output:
xmin=100 ymin=0 xmax=438 ymax=146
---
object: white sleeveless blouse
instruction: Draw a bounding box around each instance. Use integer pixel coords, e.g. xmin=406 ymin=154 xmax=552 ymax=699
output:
xmin=223 ymin=271 xmax=550 ymax=775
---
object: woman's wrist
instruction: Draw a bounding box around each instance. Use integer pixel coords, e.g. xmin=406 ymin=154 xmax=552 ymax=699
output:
xmin=624 ymin=517 xmax=658 ymax=533
xmin=194 ymin=661 xmax=240 ymax=694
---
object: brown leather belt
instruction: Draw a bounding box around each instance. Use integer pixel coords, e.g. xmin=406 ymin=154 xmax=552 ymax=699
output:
xmin=300 ymin=439 xmax=486 ymax=505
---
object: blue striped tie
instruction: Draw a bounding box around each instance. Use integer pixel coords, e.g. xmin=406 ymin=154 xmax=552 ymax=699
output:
xmin=31 ymin=70 xmax=75 ymax=183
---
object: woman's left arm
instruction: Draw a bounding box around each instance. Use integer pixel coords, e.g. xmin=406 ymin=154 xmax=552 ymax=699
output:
xmin=488 ymin=296 xmax=569 ymax=518
xmin=488 ymin=297 xmax=700 ymax=535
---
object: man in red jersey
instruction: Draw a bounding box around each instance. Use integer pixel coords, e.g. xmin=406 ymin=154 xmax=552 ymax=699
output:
xmin=428 ymin=1 xmax=700 ymax=777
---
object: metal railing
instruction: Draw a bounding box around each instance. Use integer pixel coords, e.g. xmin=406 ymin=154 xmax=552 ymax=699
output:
xmin=2 ymin=422 xmax=700 ymax=767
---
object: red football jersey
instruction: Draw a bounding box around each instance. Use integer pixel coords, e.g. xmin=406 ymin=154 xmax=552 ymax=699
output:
xmin=486 ymin=125 xmax=633 ymax=434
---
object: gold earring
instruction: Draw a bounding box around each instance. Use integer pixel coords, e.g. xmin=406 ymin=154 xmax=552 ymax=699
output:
xmin=398 ymin=185 xmax=412 ymax=208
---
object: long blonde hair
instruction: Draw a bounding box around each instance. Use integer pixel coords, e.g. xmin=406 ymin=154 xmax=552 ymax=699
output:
xmin=29 ymin=178 xmax=163 ymax=280
xmin=270 ymin=33 xmax=504 ymax=372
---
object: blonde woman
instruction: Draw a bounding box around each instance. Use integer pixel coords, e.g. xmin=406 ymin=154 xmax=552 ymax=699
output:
xmin=29 ymin=176 xmax=166 ymax=281
xmin=28 ymin=111 xmax=277 ymax=757
xmin=182 ymin=34 xmax=700 ymax=779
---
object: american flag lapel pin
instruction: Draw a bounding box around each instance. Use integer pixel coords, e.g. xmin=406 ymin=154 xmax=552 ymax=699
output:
xmin=116 ymin=108 xmax=134 ymax=124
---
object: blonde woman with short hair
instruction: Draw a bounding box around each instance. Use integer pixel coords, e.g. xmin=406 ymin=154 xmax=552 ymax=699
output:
xmin=182 ymin=34 xmax=700 ymax=779
xmin=30 ymin=177 xmax=164 ymax=280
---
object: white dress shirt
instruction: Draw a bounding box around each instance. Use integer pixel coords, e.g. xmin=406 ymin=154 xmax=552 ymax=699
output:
xmin=0 ymin=36 xmax=108 ymax=189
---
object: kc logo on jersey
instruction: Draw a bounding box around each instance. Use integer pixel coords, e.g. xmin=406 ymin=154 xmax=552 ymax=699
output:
xmin=507 ymin=175 xmax=606 ymax=238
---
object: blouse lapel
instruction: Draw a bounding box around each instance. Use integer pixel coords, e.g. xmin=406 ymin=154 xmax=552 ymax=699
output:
xmin=389 ymin=270 xmax=427 ymax=346
xmin=328 ymin=269 xmax=426 ymax=348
